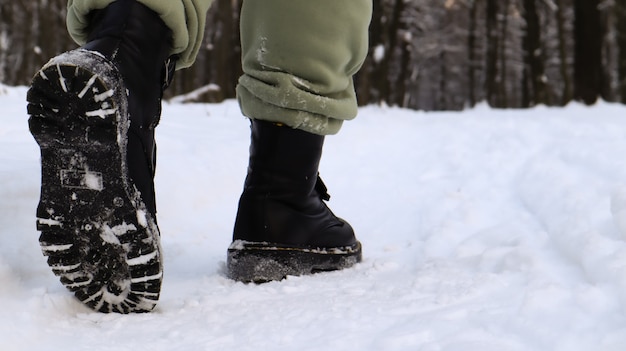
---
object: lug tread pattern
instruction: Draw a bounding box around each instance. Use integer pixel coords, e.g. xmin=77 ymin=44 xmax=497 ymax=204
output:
xmin=227 ymin=240 xmax=362 ymax=283
xmin=27 ymin=50 xmax=162 ymax=313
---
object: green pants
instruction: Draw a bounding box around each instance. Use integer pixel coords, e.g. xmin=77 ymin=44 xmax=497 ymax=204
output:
xmin=67 ymin=0 xmax=372 ymax=135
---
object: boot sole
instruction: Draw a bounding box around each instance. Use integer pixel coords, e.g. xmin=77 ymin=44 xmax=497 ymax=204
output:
xmin=226 ymin=240 xmax=362 ymax=283
xmin=27 ymin=50 xmax=162 ymax=313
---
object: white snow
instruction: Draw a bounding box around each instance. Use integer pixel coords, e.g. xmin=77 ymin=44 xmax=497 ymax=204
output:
xmin=94 ymin=89 xmax=114 ymax=103
xmin=136 ymin=209 xmax=148 ymax=228
xmin=83 ymin=171 xmax=104 ymax=190
xmin=126 ymin=251 xmax=158 ymax=267
xmin=56 ymin=65 xmax=68 ymax=93
xmin=40 ymin=244 xmax=73 ymax=253
xmin=2 ymin=84 xmax=626 ymax=350
xmin=373 ymin=44 xmax=385 ymax=63
xmin=77 ymin=74 xmax=98 ymax=99
xmin=99 ymin=222 xmax=137 ymax=245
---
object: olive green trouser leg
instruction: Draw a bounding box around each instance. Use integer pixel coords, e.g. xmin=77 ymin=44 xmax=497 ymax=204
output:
xmin=237 ymin=0 xmax=372 ymax=135
xmin=67 ymin=0 xmax=372 ymax=134
xmin=66 ymin=0 xmax=214 ymax=69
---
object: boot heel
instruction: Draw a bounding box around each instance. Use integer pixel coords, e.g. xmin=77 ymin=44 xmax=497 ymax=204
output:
xmin=27 ymin=50 xmax=163 ymax=313
xmin=227 ymin=240 xmax=362 ymax=283
xmin=27 ymin=50 xmax=122 ymax=147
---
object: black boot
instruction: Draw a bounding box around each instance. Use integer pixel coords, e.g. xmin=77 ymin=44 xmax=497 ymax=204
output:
xmin=227 ymin=120 xmax=362 ymax=282
xmin=26 ymin=0 xmax=175 ymax=313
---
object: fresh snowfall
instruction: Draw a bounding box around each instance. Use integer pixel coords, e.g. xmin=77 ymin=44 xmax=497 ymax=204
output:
xmin=2 ymin=83 xmax=626 ymax=351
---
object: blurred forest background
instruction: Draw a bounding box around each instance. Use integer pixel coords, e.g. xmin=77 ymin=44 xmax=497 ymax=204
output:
xmin=1 ymin=0 xmax=625 ymax=110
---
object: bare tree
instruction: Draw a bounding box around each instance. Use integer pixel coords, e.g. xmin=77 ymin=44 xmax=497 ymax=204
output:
xmin=554 ymin=0 xmax=574 ymax=105
xmin=467 ymin=0 xmax=483 ymax=107
xmin=573 ymin=0 xmax=605 ymax=104
xmin=0 ymin=0 xmax=623 ymax=110
xmin=617 ymin=0 xmax=626 ymax=102
xmin=522 ymin=0 xmax=548 ymax=106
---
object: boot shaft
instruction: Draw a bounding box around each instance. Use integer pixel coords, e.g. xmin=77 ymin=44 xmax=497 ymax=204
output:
xmin=78 ymin=0 xmax=174 ymax=216
xmin=245 ymin=120 xmax=325 ymax=190
xmin=234 ymin=120 xmax=356 ymax=248
xmin=83 ymin=0 xmax=173 ymax=130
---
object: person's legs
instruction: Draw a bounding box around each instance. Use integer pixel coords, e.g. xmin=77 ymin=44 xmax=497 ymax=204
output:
xmin=236 ymin=0 xmax=372 ymax=135
xmin=228 ymin=0 xmax=372 ymax=282
xmin=27 ymin=0 xmax=212 ymax=313
xmin=66 ymin=0 xmax=213 ymax=69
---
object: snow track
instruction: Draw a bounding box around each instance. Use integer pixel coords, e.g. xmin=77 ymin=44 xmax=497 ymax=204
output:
xmin=2 ymin=86 xmax=626 ymax=350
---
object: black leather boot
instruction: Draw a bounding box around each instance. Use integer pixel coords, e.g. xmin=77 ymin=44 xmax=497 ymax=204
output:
xmin=26 ymin=0 xmax=175 ymax=313
xmin=228 ymin=120 xmax=362 ymax=282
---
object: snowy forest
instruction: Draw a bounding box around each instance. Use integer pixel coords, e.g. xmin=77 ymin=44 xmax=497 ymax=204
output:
xmin=1 ymin=0 xmax=625 ymax=110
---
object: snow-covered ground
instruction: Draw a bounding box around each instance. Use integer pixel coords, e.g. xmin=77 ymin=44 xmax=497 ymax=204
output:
xmin=2 ymin=84 xmax=626 ymax=350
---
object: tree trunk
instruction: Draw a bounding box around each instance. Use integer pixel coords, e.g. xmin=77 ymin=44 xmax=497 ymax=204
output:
xmin=523 ymin=0 xmax=549 ymax=106
xmin=389 ymin=0 xmax=408 ymax=106
xmin=497 ymin=0 xmax=510 ymax=107
xmin=365 ymin=0 xmax=389 ymax=105
xmin=573 ymin=0 xmax=604 ymax=104
xmin=467 ymin=0 xmax=479 ymax=107
xmin=485 ymin=0 xmax=500 ymax=106
xmin=555 ymin=0 xmax=573 ymax=105
xmin=617 ymin=0 xmax=626 ymax=102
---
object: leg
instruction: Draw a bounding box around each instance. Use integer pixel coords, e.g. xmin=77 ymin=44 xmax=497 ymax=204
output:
xmin=66 ymin=0 xmax=214 ymax=69
xmin=236 ymin=0 xmax=371 ymax=135
xmin=27 ymin=0 xmax=211 ymax=313
xmin=228 ymin=0 xmax=372 ymax=282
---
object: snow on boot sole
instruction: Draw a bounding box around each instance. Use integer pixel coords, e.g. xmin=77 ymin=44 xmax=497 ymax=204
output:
xmin=226 ymin=240 xmax=362 ymax=283
xmin=27 ymin=50 xmax=163 ymax=313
